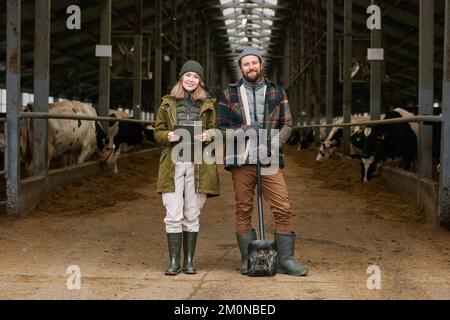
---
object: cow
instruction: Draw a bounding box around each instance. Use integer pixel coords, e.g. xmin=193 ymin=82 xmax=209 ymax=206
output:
xmin=287 ymin=120 xmax=327 ymax=151
xmin=316 ymin=115 xmax=369 ymax=161
xmin=360 ymin=108 xmax=418 ymax=183
xmin=100 ymin=110 xmax=155 ymax=173
xmin=19 ymin=101 xmax=107 ymax=175
xmin=297 ymin=128 xmax=315 ymax=150
xmin=287 ymin=127 xmax=301 ymax=146
xmin=316 ymin=119 xmax=343 ymax=161
xmin=288 ymin=126 xmax=327 ymax=150
xmin=5 ymin=103 xmax=154 ymax=176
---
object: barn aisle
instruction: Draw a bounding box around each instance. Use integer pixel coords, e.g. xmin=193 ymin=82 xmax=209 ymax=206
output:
xmin=0 ymin=146 xmax=449 ymax=299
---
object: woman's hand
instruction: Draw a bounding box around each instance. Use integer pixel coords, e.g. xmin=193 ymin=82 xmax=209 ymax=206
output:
xmin=167 ymin=131 xmax=181 ymax=142
xmin=194 ymin=132 xmax=210 ymax=142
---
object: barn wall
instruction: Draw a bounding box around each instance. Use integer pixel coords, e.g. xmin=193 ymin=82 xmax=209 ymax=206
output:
xmin=380 ymin=166 xmax=439 ymax=227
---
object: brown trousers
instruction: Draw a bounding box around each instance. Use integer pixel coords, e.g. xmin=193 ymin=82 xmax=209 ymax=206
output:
xmin=230 ymin=166 xmax=292 ymax=235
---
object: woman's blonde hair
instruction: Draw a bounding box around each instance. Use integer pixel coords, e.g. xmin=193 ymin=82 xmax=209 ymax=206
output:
xmin=170 ymin=75 xmax=207 ymax=101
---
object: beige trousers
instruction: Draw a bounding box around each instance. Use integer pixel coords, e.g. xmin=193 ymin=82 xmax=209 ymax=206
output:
xmin=162 ymin=163 xmax=206 ymax=233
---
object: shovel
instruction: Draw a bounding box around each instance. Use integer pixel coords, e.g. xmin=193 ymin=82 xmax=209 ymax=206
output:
xmin=247 ymin=134 xmax=278 ymax=277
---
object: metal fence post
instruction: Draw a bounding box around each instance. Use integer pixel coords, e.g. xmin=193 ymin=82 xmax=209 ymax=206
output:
xmin=6 ymin=0 xmax=21 ymax=216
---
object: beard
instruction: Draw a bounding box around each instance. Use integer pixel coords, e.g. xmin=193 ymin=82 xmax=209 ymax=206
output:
xmin=242 ymin=69 xmax=262 ymax=82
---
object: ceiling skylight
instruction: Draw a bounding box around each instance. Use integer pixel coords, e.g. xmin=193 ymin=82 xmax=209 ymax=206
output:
xmin=218 ymin=0 xmax=278 ymax=78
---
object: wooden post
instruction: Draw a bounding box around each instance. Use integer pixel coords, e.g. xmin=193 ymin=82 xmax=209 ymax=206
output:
xmin=439 ymin=0 xmax=450 ymax=229
xmin=133 ymin=0 xmax=143 ymax=120
xmin=418 ymin=0 xmax=434 ymax=179
xmin=154 ymin=0 xmax=162 ymax=113
xmin=6 ymin=0 xmax=21 ymax=215
xmin=99 ymin=0 xmax=111 ymax=131
xmin=33 ymin=0 xmax=50 ymax=176
xmin=326 ymin=0 xmax=335 ymax=133
xmin=343 ymin=0 xmax=352 ymax=156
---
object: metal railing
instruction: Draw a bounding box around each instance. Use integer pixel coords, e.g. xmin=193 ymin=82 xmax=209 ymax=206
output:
xmin=293 ymin=115 xmax=442 ymax=130
xmin=1 ymin=112 xmax=156 ymax=177
xmin=0 ymin=112 xmax=159 ymax=214
xmin=14 ymin=111 xmax=157 ymax=179
xmin=20 ymin=112 xmax=156 ymax=125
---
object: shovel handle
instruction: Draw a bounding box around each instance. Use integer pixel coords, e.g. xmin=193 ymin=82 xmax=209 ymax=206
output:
xmin=256 ymin=134 xmax=265 ymax=241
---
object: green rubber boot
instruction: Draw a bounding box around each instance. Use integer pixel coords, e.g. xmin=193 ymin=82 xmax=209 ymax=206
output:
xmin=236 ymin=230 xmax=257 ymax=275
xmin=275 ymin=232 xmax=309 ymax=276
xmin=182 ymin=232 xmax=198 ymax=274
xmin=165 ymin=232 xmax=182 ymax=275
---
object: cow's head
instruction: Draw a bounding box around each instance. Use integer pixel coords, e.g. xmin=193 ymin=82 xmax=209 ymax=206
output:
xmin=142 ymin=125 xmax=155 ymax=146
xmin=316 ymin=140 xmax=336 ymax=161
xmin=95 ymin=117 xmax=119 ymax=163
xmin=298 ymin=128 xmax=314 ymax=150
xmin=360 ymin=126 xmax=385 ymax=183
xmin=316 ymin=128 xmax=342 ymax=161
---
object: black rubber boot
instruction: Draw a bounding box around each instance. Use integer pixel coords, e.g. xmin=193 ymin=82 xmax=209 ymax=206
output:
xmin=182 ymin=231 xmax=198 ymax=274
xmin=275 ymin=232 xmax=309 ymax=276
xmin=236 ymin=230 xmax=257 ymax=275
xmin=165 ymin=232 xmax=182 ymax=275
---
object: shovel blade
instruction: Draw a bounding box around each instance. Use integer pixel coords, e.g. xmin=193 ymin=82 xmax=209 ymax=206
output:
xmin=247 ymin=240 xmax=278 ymax=277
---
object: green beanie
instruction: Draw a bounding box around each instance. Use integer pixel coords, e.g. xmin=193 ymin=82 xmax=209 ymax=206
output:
xmin=179 ymin=60 xmax=204 ymax=80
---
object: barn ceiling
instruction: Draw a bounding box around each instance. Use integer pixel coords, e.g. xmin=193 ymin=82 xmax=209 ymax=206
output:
xmin=0 ymin=0 xmax=446 ymax=113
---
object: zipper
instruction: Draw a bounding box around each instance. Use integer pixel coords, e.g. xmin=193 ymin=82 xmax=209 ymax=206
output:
xmin=196 ymin=163 xmax=201 ymax=193
xmin=195 ymin=105 xmax=204 ymax=194
xmin=253 ymin=83 xmax=257 ymax=164
xmin=253 ymin=83 xmax=257 ymax=122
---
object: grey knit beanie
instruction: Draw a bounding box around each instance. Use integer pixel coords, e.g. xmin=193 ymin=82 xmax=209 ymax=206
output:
xmin=237 ymin=46 xmax=263 ymax=65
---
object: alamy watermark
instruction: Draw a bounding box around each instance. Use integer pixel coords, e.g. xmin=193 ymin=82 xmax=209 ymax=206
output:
xmin=66 ymin=5 xmax=381 ymax=32
xmin=169 ymin=123 xmax=280 ymax=174
xmin=66 ymin=265 xmax=81 ymax=290
xmin=66 ymin=5 xmax=81 ymax=30
xmin=367 ymin=265 xmax=381 ymax=290
xmin=366 ymin=5 xmax=381 ymax=30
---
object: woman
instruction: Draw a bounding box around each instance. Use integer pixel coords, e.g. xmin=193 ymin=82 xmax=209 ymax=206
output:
xmin=154 ymin=60 xmax=219 ymax=275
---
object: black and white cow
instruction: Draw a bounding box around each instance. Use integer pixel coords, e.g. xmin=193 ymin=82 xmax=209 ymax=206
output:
xmin=288 ymin=125 xmax=326 ymax=150
xmin=99 ymin=111 xmax=155 ymax=173
xmin=316 ymin=116 xmax=369 ymax=161
xmin=287 ymin=127 xmax=302 ymax=146
xmin=5 ymin=103 xmax=155 ymax=176
xmin=20 ymin=101 xmax=105 ymax=176
xmin=360 ymin=108 xmax=418 ymax=183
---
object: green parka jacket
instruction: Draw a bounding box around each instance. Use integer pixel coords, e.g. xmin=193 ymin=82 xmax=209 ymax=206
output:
xmin=155 ymin=95 xmax=220 ymax=197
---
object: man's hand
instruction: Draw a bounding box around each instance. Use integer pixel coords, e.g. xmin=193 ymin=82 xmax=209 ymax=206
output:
xmin=194 ymin=132 xmax=210 ymax=142
xmin=244 ymin=121 xmax=263 ymax=133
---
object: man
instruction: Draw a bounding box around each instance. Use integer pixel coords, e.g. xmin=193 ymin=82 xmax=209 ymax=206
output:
xmin=217 ymin=46 xmax=309 ymax=276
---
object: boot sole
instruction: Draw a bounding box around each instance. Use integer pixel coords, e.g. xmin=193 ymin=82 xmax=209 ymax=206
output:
xmin=165 ymin=269 xmax=181 ymax=276
xmin=278 ymin=268 xmax=308 ymax=276
xmin=183 ymin=270 xmax=197 ymax=274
